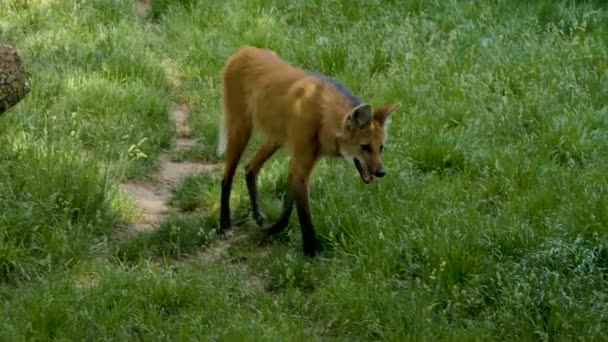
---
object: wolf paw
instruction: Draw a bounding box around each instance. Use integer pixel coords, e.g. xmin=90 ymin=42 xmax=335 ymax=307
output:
xmin=253 ymin=211 xmax=266 ymax=227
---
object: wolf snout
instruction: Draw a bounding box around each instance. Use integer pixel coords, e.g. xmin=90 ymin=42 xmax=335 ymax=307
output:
xmin=374 ymin=165 xmax=385 ymax=178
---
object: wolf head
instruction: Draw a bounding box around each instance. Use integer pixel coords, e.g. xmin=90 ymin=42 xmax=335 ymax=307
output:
xmin=337 ymin=103 xmax=400 ymax=184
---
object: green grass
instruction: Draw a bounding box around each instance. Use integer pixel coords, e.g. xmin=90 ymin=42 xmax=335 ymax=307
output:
xmin=1 ymin=0 xmax=608 ymax=339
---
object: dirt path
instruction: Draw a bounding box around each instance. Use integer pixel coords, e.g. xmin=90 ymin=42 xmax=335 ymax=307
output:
xmin=120 ymin=2 xmax=224 ymax=232
xmin=119 ymin=101 xmax=221 ymax=232
xmin=118 ymin=98 xmax=247 ymax=263
xmin=133 ymin=0 xmax=150 ymax=18
xmin=120 ymin=1 xmax=256 ymax=263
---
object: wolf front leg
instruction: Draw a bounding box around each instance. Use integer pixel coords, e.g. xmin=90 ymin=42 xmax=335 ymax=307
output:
xmin=293 ymin=175 xmax=316 ymax=257
xmin=263 ymin=151 xmax=319 ymax=256
xmin=288 ymin=152 xmax=320 ymax=257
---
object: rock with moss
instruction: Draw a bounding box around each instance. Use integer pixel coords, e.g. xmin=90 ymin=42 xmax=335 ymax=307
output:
xmin=0 ymin=44 xmax=30 ymax=115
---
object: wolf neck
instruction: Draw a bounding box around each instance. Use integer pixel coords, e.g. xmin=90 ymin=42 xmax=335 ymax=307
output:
xmin=307 ymin=72 xmax=362 ymax=157
xmin=307 ymin=72 xmax=362 ymax=108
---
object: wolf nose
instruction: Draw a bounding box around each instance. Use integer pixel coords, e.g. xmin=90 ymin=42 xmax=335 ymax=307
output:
xmin=375 ymin=166 xmax=385 ymax=178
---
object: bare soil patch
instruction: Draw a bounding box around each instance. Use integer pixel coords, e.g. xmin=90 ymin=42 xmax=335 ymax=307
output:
xmin=120 ymin=101 xmax=220 ymax=231
xmin=133 ymin=0 xmax=150 ymax=18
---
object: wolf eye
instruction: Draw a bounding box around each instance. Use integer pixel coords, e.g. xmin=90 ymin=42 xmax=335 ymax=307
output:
xmin=361 ymin=144 xmax=372 ymax=152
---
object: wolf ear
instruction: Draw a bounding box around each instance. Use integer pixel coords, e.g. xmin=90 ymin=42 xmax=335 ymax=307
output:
xmin=346 ymin=103 xmax=373 ymax=130
xmin=373 ymin=103 xmax=401 ymax=129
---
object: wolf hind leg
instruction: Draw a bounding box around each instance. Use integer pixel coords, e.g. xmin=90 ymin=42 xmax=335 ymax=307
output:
xmin=245 ymin=141 xmax=280 ymax=226
xmin=219 ymin=96 xmax=252 ymax=233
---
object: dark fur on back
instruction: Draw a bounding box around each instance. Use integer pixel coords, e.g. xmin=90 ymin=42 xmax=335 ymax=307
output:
xmin=307 ymin=72 xmax=361 ymax=107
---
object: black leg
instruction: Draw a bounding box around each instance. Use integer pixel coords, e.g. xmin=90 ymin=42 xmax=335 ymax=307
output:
xmin=246 ymin=171 xmax=266 ymax=226
xmin=261 ymin=150 xmax=319 ymax=257
xmin=244 ymin=142 xmax=279 ymax=226
xmin=293 ymin=184 xmax=316 ymax=257
xmin=263 ymin=189 xmax=294 ymax=235
xmin=219 ymin=178 xmax=231 ymax=232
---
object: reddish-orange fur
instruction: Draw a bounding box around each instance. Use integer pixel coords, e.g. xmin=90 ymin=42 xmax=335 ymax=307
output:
xmin=218 ymin=46 xmax=400 ymax=257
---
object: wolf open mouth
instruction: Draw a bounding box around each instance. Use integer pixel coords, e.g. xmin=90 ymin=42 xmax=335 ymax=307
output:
xmin=354 ymin=158 xmax=375 ymax=184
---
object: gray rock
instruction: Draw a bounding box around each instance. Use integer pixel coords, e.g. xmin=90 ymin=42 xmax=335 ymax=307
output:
xmin=0 ymin=44 xmax=30 ymax=115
